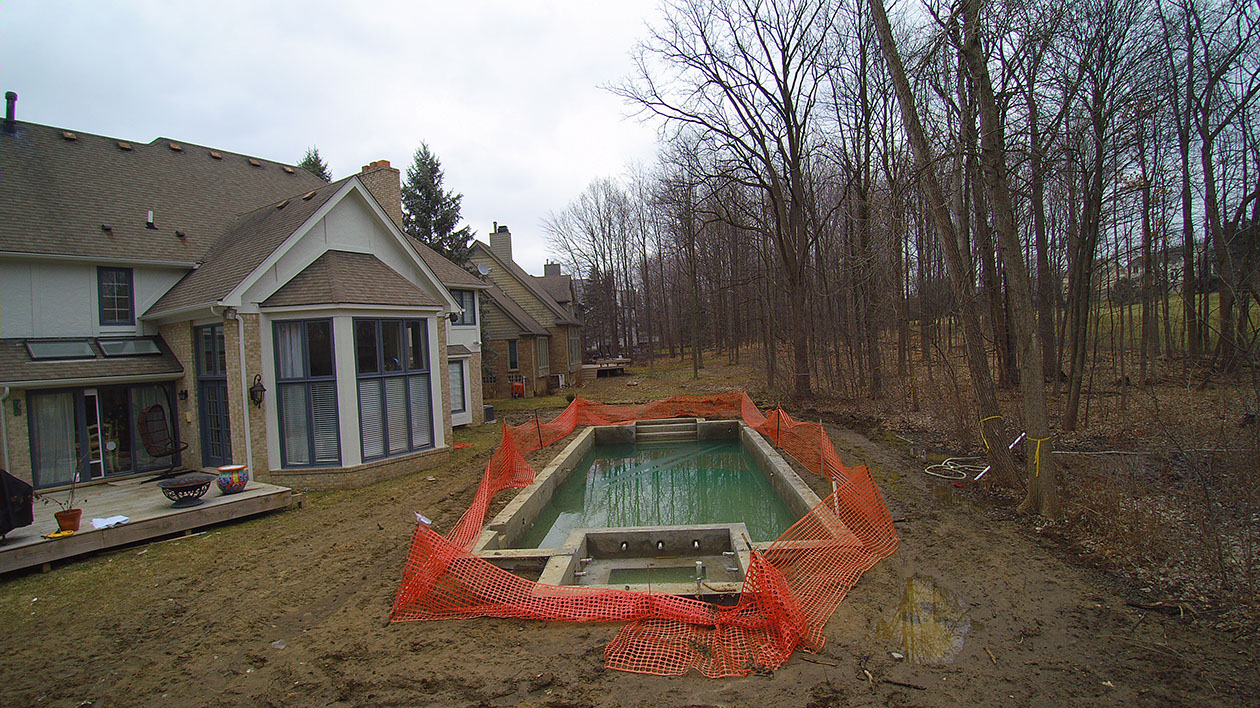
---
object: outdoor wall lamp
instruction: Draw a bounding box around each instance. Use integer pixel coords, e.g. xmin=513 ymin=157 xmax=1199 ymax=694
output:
xmin=249 ymin=374 xmax=266 ymax=408
xmin=178 ymin=389 xmax=189 ymax=401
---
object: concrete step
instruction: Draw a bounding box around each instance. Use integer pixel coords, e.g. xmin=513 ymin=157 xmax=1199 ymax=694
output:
xmin=635 ymin=421 xmax=697 ymax=434
xmin=636 ymin=418 xmax=697 ymax=431
xmin=635 ymin=430 xmax=698 ymax=442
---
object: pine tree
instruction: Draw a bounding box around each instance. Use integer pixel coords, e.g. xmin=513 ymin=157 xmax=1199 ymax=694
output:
xmin=297 ymin=146 xmax=332 ymax=182
xmin=401 ymin=143 xmax=474 ymax=263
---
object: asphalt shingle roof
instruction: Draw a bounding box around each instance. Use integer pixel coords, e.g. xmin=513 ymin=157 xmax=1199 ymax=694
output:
xmin=407 ymin=237 xmax=485 ymax=289
xmin=538 ymin=273 xmax=574 ymax=305
xmin=149 ymin=179 xmax=347 ymax=315
xmin=261 ymin=250 xmax=441 ymax=309
xmin=0 ymin=121 xmax=328 ymax=263
xmin=0 ymin=337 xmax=183 ymax=387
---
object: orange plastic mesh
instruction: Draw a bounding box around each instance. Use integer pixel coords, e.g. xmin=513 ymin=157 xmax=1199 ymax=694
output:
xmin=391 ymin=392 xmax=898 ymax=677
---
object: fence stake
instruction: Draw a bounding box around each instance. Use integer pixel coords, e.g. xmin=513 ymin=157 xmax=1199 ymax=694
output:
xmin=536 ymin=409 xmax=543 ymax=449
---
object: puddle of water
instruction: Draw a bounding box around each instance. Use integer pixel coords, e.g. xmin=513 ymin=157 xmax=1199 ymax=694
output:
xmin=875 ymin=575 xmax=971 ymax=664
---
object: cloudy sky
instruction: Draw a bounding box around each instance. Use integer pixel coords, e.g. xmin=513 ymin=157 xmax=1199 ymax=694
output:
xmin=2 ymin=1 xmax=664 ymax=274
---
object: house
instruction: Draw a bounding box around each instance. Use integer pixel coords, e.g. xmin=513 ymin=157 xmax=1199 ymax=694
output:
xmin=0 ymin=97 xmax=483 ymax=492
xmin=470 ymin=226 xmax=583 ymax=398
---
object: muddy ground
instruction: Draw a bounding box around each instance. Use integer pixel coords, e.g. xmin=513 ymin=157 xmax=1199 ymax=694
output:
xmin=1 ymin=376 xmax=1256 ymax=706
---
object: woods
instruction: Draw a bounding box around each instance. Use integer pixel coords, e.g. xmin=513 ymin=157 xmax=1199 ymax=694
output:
xmin=543 ymin=0 xmax=1260 ymax=516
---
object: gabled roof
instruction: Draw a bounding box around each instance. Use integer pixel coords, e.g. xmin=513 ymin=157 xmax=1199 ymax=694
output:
xmin=483 ymin=281 xmax=549 ymax=336
xmin=262 ymin=250 xmax=441 ymax=309
xmin=469 ymin=241 xmax=580 ymax=326
xmin=0 ymin=121 xmax=327 ymax=263
xmin=148 ymin=178 xmax=348 ymax=316
xmin=538 ymin=272 xmax=574 ymax=305
xmin=408 ymin=237 xmax=486 ymax=289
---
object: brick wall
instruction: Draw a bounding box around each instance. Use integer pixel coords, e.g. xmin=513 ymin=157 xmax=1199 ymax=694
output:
xmin=158 ymin=321 xmax=202 ymax=468
xmin=482 ymin=337 xmax=546 ymax=399
xmin=358 ymin=161 xmax=403 ymax=230
xmin=548 ymin=325 xmax=572 ymax=388
xmin=267 ymin=445 xmax=450 ymax=491
xmin=241 ymin=313 xmax=271 ymax=476
xmin=4 ymin=387 xmax=32 ymax=484
xmin=469 ymin=351 xmax=485 ymax=424
xmin=483 ymin=339 xmax=511 ymax=399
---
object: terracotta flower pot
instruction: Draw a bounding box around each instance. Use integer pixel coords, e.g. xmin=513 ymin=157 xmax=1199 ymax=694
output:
xmin=54 ymin=508 xmax=82 ymax=533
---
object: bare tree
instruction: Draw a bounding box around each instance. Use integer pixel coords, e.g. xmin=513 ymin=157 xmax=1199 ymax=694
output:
xmin=612 ymin=0 xmax=835 ymax=398
xmin=866 ymin=0 xmax=1022 ymax=489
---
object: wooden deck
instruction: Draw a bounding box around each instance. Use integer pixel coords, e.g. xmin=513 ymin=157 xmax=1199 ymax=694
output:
xmin=0 ymin=474 xmax=294 ymax=574
xmin=582 ymin=357 xmax=632 ymax=378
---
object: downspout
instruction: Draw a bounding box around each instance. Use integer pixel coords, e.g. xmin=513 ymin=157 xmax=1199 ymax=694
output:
xmin=0 ymin=386 xmax=11 ymax=472
xmin=235 ymin=313 xmax=254 ymax=473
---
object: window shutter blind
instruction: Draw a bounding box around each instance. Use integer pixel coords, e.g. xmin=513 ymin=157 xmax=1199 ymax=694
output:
xmin=281 ymin=384 xmax=311 ymax=465
xmin=359 ymin=380 xmax=384 ymax=459
xmin=409 ymin=374 xmax=433 ymax=449
xmin=310 ymin=382 xmax=339 ymax=463
xmin=385 ymin=377 xmax=408 ymax=455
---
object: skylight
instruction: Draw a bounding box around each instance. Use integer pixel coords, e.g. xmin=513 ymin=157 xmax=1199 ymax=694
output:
xmin=98 ymin=338 xmax=161 ymax=357
xmin=26 ymin=340 xmax=95 ymax=360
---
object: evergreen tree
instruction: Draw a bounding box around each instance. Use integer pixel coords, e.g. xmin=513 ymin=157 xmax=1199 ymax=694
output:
xmin=401 ymin=143 xmax=474 ymax=263
xmin=297 ymin=146 xmax=332 ymax=182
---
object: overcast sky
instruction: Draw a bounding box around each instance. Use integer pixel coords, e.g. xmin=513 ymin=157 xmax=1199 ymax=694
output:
xmin=2 ymin=1 xmax=664 ymax=274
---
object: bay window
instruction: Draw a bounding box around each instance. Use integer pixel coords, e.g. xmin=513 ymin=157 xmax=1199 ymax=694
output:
xmin=274 ymin=319 xmax=340 ymax=467
xmin=355 ymin=318 xmax=433 ymax=460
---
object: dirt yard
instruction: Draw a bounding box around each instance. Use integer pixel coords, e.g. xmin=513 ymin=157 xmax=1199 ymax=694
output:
xmin=1 ymin=366 xmax=1256 ymax=706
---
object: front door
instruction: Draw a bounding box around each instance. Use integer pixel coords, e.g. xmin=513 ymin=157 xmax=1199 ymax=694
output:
xmin=196 ymin=324 xmax=232 ymax=467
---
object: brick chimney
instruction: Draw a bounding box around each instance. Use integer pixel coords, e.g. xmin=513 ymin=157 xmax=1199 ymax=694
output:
xmin=358 ymin=159 xmax=403 ymax=231
xmin=490 ymin=223 xmax=513 ymax=263
xmin=544 ymin=262 xmax=561 ymax=277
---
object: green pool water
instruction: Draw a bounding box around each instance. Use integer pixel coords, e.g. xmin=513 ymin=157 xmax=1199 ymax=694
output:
xmin=607 ymin=566 xmax=699 ymax=585
xmin=513 ymin=439 xmax=798 ymax=548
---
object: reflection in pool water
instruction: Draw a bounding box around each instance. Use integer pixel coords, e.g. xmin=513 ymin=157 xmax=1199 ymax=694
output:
xmin=875 ymin=574 xmax=971 ymax=664
xmin=514 ymin=439 xmax=798 ymax=548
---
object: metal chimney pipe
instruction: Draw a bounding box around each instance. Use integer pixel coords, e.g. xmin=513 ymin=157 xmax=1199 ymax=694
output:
xmin=4 ymin=92 xmax=16 ymax=134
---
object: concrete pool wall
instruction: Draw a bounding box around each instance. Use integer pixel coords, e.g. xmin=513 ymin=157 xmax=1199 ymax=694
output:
xmin=472 ymin=418 xmax=823 ymax=597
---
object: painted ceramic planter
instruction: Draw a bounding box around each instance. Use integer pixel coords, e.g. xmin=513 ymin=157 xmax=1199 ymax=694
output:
xmin=216 ymin=464 xmax=249 ymax=495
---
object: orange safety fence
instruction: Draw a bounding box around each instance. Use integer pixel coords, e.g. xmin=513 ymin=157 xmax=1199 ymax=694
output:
xmin=391 ymin=392 xmax=898 ymax=677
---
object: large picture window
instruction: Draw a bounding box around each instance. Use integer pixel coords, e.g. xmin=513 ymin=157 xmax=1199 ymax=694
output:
xmin=355 ymin=318 xmax=433 ymax=460
xmin=274 ymin=319 xmax=340 ymax=467
xmin=98 ymin=267 xmax=135 ymax=326
xmin=451 ymin=290 xmax=476 ymax=325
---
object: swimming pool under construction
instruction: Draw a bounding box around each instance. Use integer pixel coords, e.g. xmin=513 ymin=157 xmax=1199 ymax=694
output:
xmin=473 ymin=417 xmax=822 ymax=598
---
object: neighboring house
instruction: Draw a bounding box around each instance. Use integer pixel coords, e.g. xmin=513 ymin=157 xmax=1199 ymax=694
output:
xmin=0 ymin=103 xmax=483 ymax=492
xmin=469 ymin=225 xmax=582 ymax=398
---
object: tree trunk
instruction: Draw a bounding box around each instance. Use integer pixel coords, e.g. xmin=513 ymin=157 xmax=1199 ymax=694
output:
xmin=960 ymin=0 xmax=1057 ymax=516
xmin=868 ymin=0 xmax=1019 ymax=488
